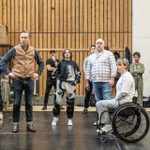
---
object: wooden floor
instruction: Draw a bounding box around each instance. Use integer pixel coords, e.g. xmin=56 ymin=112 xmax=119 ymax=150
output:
xmin=0 ymin=108 xmax=150 ymax=150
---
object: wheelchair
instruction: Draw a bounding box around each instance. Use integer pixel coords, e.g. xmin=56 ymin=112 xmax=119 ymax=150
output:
xmin=96 ymin=99 xmax=150 ymax=143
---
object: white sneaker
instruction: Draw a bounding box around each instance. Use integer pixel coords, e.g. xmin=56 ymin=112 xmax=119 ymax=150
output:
xmin=101 ymin=124 xmax=112 ymax=133
xmin=68 ymin=119 xmax=73 ymax=126
xmin=0 ymin=112 xmax=3 ymax=120
xmin=51 ymin=117 xmax=58 ymax=126
xmin=93 ymin=120 xmax=100 ymax=126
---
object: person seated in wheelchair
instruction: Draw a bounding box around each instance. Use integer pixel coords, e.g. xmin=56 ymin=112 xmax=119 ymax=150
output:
xmin=96 ymin=58 xmax=135 ymax=133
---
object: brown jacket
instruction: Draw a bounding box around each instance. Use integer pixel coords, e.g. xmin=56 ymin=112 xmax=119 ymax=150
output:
xmin=12 ymin=45 xmax=35 ymax=78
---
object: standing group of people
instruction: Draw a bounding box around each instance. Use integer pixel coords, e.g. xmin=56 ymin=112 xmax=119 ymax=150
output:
xmin=0 ymin=30 xmax=145 ymax=133
xmin=0 ymin=31 xmax=81 ymax=132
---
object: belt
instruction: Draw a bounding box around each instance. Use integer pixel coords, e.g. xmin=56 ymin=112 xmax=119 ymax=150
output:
xmin=18 ymin=77 xmax=32 ymax=80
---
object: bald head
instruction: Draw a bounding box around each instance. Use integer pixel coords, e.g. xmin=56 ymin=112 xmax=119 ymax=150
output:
xmin=95 ymin=39 xmax=105 ymax=52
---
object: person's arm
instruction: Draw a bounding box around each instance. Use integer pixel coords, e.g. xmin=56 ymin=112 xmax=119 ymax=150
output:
xmin=138 ymin=63 xmax=145 ymax=74
xmin=115 ymin=75 xmax=132 ymax=101
xmin=46 ymin=59 xmax=57 ymax=72
xmin=129 ymin=63 xmax=138 ymax=75
xmin=85 ymin=55 xmax=93 ymax=90
xmin=1 ymin=48 xmax=16 ymax=74
xmin=109 ymin=52 xmax=117 ymax=86
xmin=51 ymin=60 xmax=61 ymax=79
xmin=75 ymin=62 xmax=81 ymax=83
xmin=85 ymin=55 xmax=93 ymax=81
xmin=34 ymin=50 xmax=44 ymax=76
xmin=83 ymin=57 xmax=88 ymax=74
xmin=115 ymin=92 xmax=128 ymax=101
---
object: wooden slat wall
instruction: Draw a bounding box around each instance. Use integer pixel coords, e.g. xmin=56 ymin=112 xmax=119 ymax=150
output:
xmin=37 ymin=48 xmax=124 ymax=96
xmin=0 ymin=0 xmax=132 ymax=96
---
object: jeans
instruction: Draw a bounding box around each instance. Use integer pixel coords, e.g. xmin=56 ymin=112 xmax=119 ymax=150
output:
xmin=92 ymin=82 xmax=112 ymax=101
xmin=12 ymin=78 xmax=34 ymax=123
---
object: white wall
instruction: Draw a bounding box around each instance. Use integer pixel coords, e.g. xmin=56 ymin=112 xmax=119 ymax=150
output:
xmin=133 ymin=0 xmax=150 ymax=97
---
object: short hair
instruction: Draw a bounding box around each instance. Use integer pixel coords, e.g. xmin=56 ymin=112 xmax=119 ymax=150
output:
xmin=133 ymin=52 xmax=141 ymax=58
xmin=20 ymin=30 xmax=30 ymax=37
xmin=62 ymin=49 xmax=72 ymax=60
xmin=50 ymin=50 xmax=56 ymax=53
xmin=90 ymin=45 xmax=95 ymax=48
xmin=116 ymin=58 xmax=129 ymax=68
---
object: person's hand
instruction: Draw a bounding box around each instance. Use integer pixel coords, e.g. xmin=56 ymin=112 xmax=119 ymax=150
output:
xmin=31 ymin=73 xmax=39 ymax=80
xmin=9 ymin=72 xmax=17 ymax=79
xmin=109 ymin=78 xmax=115 ymax=87
xmin=4 ymin=75 xmax=9 ymax=79
xmin=85 ymin=83 xmax=91 ymax=91
xmin=51 ymin=56 xmax=56 ymax=61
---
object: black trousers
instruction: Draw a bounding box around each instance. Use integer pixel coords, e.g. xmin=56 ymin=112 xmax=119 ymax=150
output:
xmin=84 ymin=81 xmax=93 ymax=108
xmin=43 ymin=79 xmax=56 ymax=106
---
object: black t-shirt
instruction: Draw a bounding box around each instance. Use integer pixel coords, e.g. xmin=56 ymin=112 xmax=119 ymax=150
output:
xmin=46 ymin=58 xmax=59 ymax=79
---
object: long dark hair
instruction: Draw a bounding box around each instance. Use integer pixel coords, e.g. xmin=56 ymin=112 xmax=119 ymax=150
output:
xmin=62 ymin=49 xmax=72 ymax=60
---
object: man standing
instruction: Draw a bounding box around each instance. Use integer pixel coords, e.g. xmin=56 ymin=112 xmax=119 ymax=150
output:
xmin=41 ymin=50 xmax=59 ymax=110
xmin=1 ymin=31 xmax=44 ymax=133
xmin=85 ymin=39 xmax=117 ymax=102
xmin=82 ymin=45 xmax=95 ymax=114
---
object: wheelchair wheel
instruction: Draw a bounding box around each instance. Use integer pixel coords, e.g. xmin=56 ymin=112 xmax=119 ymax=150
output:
xmin=112 ymin=103 xmax=149 ymax=143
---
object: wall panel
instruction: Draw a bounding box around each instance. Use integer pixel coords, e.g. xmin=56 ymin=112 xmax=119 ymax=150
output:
xmin=0 ymin=0 xmax=132 ymax=96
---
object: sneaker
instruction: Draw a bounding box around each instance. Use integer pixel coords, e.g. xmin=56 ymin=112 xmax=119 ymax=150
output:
xmin=51 ymin=117 xmax=58 ymax=126
xmin=0 ymin=112 xmax=3 ymax=120
xmin=68 ymin=119 xmax=73 ymax=126
xmin=93 ymin=120 xmax=100 ymax=126
xmin=98 ymin=124 xmax=112 ymax=133
xmin=41 ymin=106 xmax=47 ymax=110
xmin=82 ymin=108 xmax=88 ymax=114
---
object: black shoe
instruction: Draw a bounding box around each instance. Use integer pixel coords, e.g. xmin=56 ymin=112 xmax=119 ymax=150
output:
xmin=12 ymin=124 xmax=19 ymax=133
xmin=41 ymin=106 xmax=47 ymax=110
xmin=26 ymin=124 xmax=36 ymax=132
xmin=82 ymin=108 xmax=88 ymax=114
